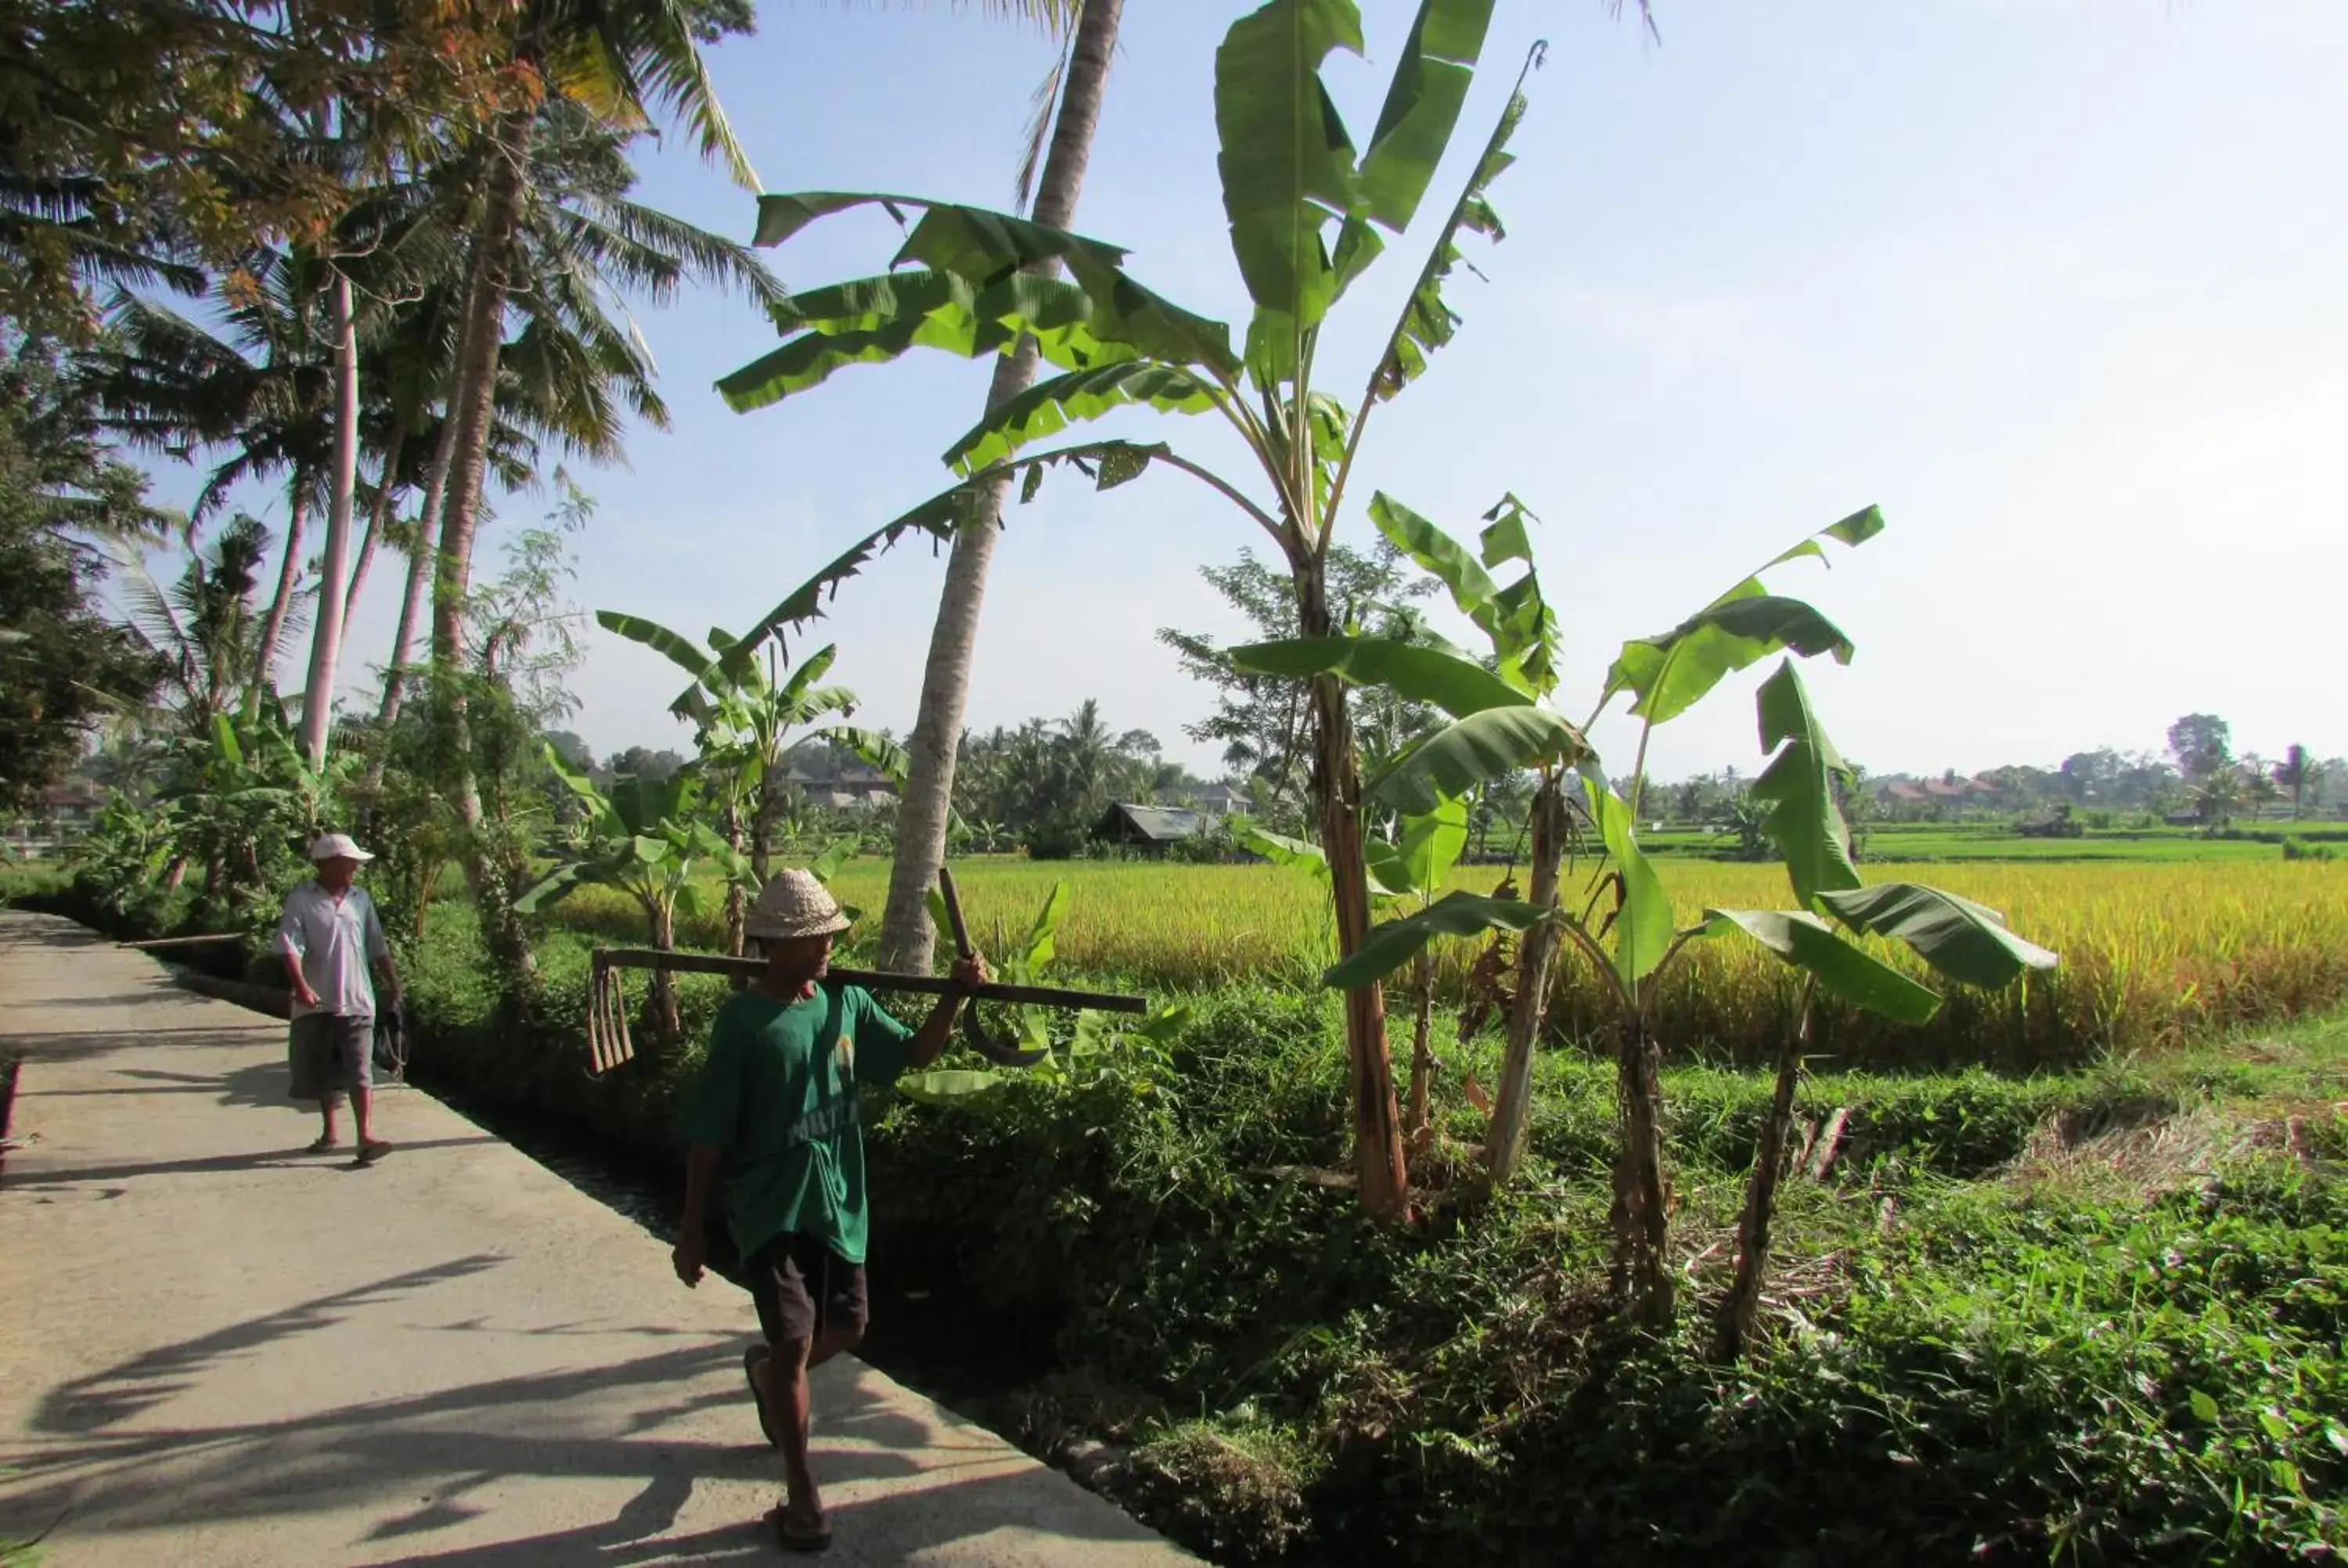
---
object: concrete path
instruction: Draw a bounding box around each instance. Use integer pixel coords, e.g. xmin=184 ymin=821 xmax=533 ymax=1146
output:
xmin=0 ymin=912 xmax=1191 ymax=1566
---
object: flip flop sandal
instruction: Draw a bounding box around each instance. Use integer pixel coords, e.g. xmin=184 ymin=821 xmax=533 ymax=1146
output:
xmin=306 ymin=1135 xmax=340 ymax=1154
xmin=768 ymin=1502 xmax=831 ymax=1555
xmin=354 ymin=1141 xmax=392 ymax=1167
xmin=743 ymin=1345 xmax=781 ymax=1448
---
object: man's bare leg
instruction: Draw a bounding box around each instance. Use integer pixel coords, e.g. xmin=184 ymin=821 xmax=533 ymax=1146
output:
xmin=757 ymin=1336 xmax=825 ymax=1536
xmin=352 ymin=1086 xmax=375 ymax=1146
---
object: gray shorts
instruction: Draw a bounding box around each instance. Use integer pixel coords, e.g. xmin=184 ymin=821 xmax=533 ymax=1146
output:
xmin=288 ymin=1013 xmax=374 ymax=1105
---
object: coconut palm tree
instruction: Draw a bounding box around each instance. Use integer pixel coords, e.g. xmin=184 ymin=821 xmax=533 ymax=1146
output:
xmin=79 ymin=250 xmax=344 ymax=707
xmin=122 ymin=513 xmax=292 ymax=734
xmin=879 ymin=0 xmax=1124 ymax=973
xmin=2274 ymin=744 xmax=2322 ymax=822
xmin=425 ymin=0 xmax=762 ymax=689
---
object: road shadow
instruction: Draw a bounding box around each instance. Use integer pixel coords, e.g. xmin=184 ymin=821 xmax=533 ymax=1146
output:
xmin=0 ymin=1269 xmax=1172 ymax=1566
xmin=1 ymin=1133 xmax=496 ymax=1191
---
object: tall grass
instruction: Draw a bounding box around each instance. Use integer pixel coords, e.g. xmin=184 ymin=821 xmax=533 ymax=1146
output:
xmin=544 ymin=858 xmax=2348 ymax=1070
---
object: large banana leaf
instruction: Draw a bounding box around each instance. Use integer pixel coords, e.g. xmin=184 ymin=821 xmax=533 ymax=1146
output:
xmin=1747 ymin=660 xmax=1861 ymax=912
xmin=896 ymin=1069 xmax=1007 ymax=1104
xmin=1607 ymin=593 xmax=1855 ymax=728
xmin=514 ymin=859 xmax=610 ymax=916
xmin=1702 ymin=908 xmax=1942 ymax=1026
xmin=1227 ymin=635 xmax=1524 ymax=717
xmin=1213 ymin=0 xmax=1365 ymax=340
xmin=1399 ymin=797 xmax=1470 ymax=895
xmin=682 ymin=489 xmax=973 ymax=710
xmin=719 ymin=271 xmax=1147 ymax=413
xmin=1354 ymin=0 xmax=1496 ymax=232
xmin=744 ymin=195 xmax=1239 ymax=376
xmin=1817 ymin=883 xmax=2059 ymax=989
xmin=1236 ymin=818 xmax=1329 ymax=879
xmin=1583 ymin=768 xmax=1675 ymax=985
xmin=1602 ymin=505 xmax=1884 ymax=725
xmin=544 ymin=742 xmax=625 ymax=842
xmin=597 ymin=610 xmax=719 ymax=698
xmin=1324 ymin=889 xmax=1544 ymax=991
xmin=945 ymin=362 xmax=1223 ymax=476
xmin=1372 ymin=705 xmax=1588 ymax=815
xmin=1370 ymin=492 xmax=1496 ymax=625
xmin=1367 ymin=49 xmax=1534 ymax=405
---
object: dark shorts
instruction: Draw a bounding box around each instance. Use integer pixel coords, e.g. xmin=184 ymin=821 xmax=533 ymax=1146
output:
xmin=288 ymin=1013 xmax=373 ymax=1105
xmin=745 ymin=1232 xmax=867 ymax=1347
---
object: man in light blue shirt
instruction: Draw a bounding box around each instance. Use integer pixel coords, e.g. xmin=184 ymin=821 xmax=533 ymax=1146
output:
xmin=275 ymin=833 xmax=400 ymax=1166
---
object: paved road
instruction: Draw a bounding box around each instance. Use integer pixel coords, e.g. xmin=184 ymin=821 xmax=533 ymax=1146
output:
xmin=0 ymin=912 xmax=1190 ymax=1566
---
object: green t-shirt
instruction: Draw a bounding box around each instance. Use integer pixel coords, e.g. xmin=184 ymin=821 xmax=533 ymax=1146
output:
xmin=679 ymin=983 xmax=915 ymax=1266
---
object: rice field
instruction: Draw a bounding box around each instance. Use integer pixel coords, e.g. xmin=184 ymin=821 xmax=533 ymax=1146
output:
xmin=551 ymin=856 xmax=2348 ymax=1070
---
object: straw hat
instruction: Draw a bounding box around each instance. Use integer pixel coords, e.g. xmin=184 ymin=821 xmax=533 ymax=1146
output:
xmin=309 ymin=832 xmax=374 ymax=862
xmin=745 ymin=869 xmax=852 ymax=940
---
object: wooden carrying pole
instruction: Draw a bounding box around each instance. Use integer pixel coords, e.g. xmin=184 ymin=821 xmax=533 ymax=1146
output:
xmin=584 ymin=947 xmax=1147 ymax=1077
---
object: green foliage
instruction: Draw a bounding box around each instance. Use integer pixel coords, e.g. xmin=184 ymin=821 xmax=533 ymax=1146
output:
xmin=0 ymin=343 xmax=165 ymax=813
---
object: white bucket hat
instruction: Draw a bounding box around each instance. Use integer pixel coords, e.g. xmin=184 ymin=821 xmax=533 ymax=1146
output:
xmin=745 ymin=869 xmax=851 ymax=940
xmin=309 ymin=832 xmax=374 ymax=862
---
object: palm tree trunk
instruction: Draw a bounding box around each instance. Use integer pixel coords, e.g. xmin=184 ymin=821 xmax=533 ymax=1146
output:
xmin=429 ymin=100 xmax=530 ymax=908
xmin=430 ymin=103 xmax=531 ymax=681
xmin=340 ymin=423 xmax=405 ymax=631
xmin=299 ymin=267 xmax=362 ymax=768
xmin=368 ymin=415 xmax=456 ymax=781
xmin=877 ymin=0 xmax=1124 ymax=975
xmin=251 ymin=483 xmax=308 ymax=707
xmin=1484 ymin=773 xmax=1566 ymax=1183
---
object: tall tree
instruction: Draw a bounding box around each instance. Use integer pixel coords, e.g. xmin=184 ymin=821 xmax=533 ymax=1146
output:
xmin=2166 ymin=712 xmax=2232 ymax=782
xmin=878 ymin=0 xmax=1125 ymax=974
xmin=1160 ymin=543 xmax=1435 ymax=825
xmin=0 ymin=340 xmax=164 ymax=807
xmin=2274 ymin=744 xmax=2321 ymax=822
xmin=427 ymin=0 xmax=760 ymax=692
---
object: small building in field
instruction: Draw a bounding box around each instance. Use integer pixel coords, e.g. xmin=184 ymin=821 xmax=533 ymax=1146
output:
xmin=1095 ymin=803 xmax=1208 ymax=855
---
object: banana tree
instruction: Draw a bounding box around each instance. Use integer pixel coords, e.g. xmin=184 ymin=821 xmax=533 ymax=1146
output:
xmin=1237 ymin=794 xmax=1469 ymax=1160
xmin=596 ymin=609 xmax=906 ymax=953
xmin=1239 ymin=505 xmax=1895 ymax=1323
xmin=717 ymin=0 xmax=1561 ymax=1221
xmin=517 ymin=743 xmax=745 ymax=1043
xmin=1700 ymin=659 xmax=2057 ymax=1358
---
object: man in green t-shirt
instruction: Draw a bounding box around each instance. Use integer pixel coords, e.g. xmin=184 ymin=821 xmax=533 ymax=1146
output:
xmin=672 ymin=868 xmax=986 ymax=1554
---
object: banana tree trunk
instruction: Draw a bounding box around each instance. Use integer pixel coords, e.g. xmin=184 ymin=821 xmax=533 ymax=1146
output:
xmin=299 ymin=268 xmax=362 ymax=768
xmin=1404 ymin=947 xmax=1435 ymax=1159
xmin=251 ymin=483 xmax=308 ymax=707
xmin=1484 ymin=774 xmax=1566 ymax=1183
xmin=1311 ymin=665 xmax=1410 ymax=1222
xmin=646 ymin=897 xmax=682 ymax=1042
xmin=1714 ymin=987 xmax=1813 ymax=1361
xmin=724 ymin=804 xmax=747 ymax=958
xmin=340 ymin=423 xmax=405 ymax=632
xmin=1610 ymin=1012 xmax=1673 ymax=1326
xmin=877 ymin=0 xmax=1124 ymax=975
xmin=753 ymin=772 xmax=776 ymax=883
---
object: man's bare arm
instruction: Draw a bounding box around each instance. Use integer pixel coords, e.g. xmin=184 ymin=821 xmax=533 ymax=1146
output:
xmin=904 ymin=955 xmax=990 ymax=1070
xmin=673 ymin=1143 xmax=723 ymax=1286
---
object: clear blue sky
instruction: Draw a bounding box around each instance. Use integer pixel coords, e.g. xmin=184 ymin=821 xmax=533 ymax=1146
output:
xmin=140 ymin=0 xmax=2348 ymax=781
